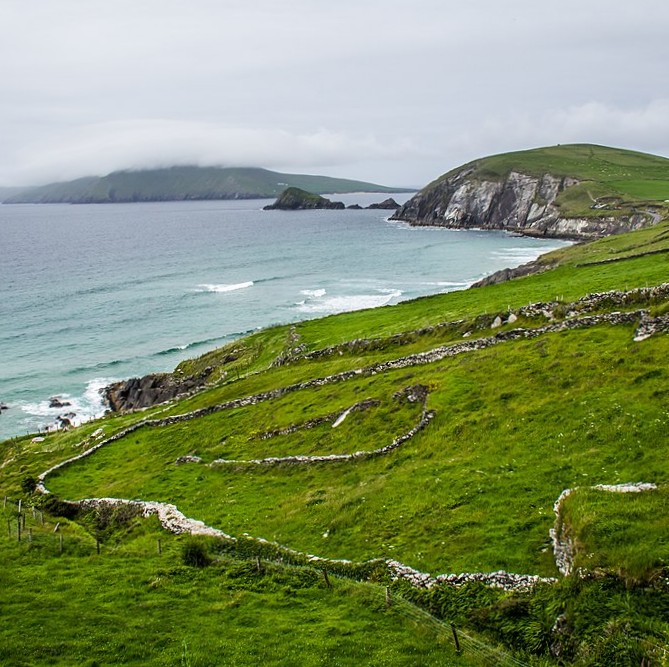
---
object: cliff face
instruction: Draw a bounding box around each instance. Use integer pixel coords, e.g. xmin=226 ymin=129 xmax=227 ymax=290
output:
xmin=392 ymin=168 xmax=652 ymax=240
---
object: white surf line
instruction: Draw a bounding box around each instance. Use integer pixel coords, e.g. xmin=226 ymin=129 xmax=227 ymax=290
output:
xmin=550 ymin=482 xmax=658 ymax=576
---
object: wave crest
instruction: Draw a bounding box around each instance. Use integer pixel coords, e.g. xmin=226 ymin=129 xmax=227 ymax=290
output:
xmin=196 ymin=281 xmax=254 ymax=293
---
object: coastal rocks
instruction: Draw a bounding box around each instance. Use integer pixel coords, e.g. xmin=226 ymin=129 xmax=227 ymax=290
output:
xmin=0 ymin=403 xmax=8 ymax=413
xmin=367 ymin=197 xmax=400 ymax=210
xmin=263 ymin=187 xmax=345 ymax=210
xmin=471 ymin=258 xmax=558 ymax=288
xmin=104 ymin=369 xmax=211 ymax=412
xmin=48 ymin=396 xmax=71 ymax=408
xmin=391 ymin=167 xmax=658 ymax=240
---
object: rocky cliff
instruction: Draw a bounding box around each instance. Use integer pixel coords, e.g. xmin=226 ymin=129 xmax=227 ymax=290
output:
xmin=391 ymin=167 xmax=654 ymax=240
xmin=104 ymin=369 xmax=211 ymax=412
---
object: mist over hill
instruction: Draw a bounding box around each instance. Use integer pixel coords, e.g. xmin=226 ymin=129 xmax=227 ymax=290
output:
xmin=3 ymin=166 xmax=413 ymax=204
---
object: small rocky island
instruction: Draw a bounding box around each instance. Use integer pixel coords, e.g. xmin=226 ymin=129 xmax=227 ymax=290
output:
xmin=263 ymin=187 xmax=345 ymax=210
xmin=264 ymin=188 xmax=401 ymax=212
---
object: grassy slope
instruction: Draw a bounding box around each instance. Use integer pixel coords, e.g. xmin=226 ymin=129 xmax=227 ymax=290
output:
xmin=0 ymin=507 xmax=479 ymax=667
xmin=426 ymin=143 xmax=669 ymax=220
xmin=2 ymin=219 xmax=669 ymax=664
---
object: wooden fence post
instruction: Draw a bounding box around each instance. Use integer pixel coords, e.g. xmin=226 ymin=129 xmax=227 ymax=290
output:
xmin=450 ymin=623 xmax=461 ymax=654
xmin=385 ymin=586 xmax=392 ymax=607
xmin=59 ymin=533 xmax=63 ymax=554
xmin=157 ymin=539 xmax=162 ymax=554
xmin=322 ymin=569 xmax=332 ymax=588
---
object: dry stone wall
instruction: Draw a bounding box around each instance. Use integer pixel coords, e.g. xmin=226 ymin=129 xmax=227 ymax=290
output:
xmin=34 ymin=287 xmax=668 ymax=591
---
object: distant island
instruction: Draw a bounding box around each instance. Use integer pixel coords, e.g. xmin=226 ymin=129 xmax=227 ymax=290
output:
xmin=263 ymin=187 xmax=345 ymax=210
xmin=2 ymin=166 xmax=414 ymax=204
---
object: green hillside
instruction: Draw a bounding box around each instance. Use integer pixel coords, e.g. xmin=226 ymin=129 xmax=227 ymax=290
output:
xmin=439 ymin=143 xmax=669 ymax=219
xmin=2 ymin=212 xmax=669 ymax=663
xmin=3 ymin=166 xmax=411 ymax=204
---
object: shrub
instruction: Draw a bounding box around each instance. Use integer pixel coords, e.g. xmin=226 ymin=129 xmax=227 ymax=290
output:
xmin=181 ymin=537 xmax=211 ymax=568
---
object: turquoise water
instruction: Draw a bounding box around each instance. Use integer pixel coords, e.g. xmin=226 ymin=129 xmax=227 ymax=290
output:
xmin=0 ymin=195 xmax=568 ymax=439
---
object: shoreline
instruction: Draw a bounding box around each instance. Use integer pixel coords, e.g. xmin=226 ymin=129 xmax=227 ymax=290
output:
xmin=0 ymin=214 xmax=567 ymax=441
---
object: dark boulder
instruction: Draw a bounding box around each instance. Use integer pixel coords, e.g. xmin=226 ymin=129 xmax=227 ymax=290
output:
xmin=49 ymin=396 xmax=71 ymax=408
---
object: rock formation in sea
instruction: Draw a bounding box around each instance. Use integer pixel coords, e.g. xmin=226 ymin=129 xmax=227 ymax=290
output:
xmin=367 ymin=198 xmax=400 ymax=210
xmin=263 ymin=187 xmax=345 ymax=210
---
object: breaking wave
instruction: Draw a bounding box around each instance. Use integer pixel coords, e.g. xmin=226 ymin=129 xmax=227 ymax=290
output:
xmin=296 ymin=288 xmax=403 ymax=315
xmin=196 ymin=281 xmax=254 ymax=293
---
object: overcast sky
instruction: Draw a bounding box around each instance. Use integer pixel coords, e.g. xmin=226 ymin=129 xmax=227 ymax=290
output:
xmin=1 ymin=0 xmax=668 ymax=188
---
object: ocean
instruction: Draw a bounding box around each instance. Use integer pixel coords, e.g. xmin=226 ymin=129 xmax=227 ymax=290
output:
xmin=0 ymin=194 xmax=568 ymax=440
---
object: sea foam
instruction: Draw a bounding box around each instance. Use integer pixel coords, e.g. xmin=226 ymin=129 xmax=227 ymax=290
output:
xmin=20 ymin=378 xmax=112 ymax=432
xmin=297 ymin=288 xmax=403 ymax=315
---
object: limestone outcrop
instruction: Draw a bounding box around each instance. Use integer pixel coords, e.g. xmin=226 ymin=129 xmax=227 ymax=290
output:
xmin=392 ymin=168 xmax=654 ymax=240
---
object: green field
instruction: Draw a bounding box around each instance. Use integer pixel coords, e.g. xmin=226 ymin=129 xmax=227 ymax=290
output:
xmin=2 ymin=206 xmax=669 ymax=664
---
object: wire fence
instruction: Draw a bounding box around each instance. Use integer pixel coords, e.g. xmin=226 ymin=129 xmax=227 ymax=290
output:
xmin=353 ymin=579 xmax=530 ymax=667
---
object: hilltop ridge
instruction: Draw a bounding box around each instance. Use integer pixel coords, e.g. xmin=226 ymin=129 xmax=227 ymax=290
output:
xmin=393 ymin=144 xmax=669 ymax=240
xmin=3 ymin=166 xmax=412 ymax=204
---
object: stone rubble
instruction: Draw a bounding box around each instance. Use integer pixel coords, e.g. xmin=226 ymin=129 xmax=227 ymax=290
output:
xmin=175 ymin=455 xmax=203 ymax=465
